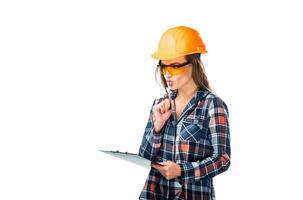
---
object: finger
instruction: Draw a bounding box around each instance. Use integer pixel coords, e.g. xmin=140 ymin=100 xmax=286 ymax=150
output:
xmin=156 ymin=104 xmax=164 ymax=114
xmin=162 ymin=105 xmax=167 ymax=113
xmin=159 ymin=105 xmax=165 ymax=114
xmin=170 ymin=100 xmax=174 ymax=107
xmin=164 ymin=99 xmax=171 ymax=111
xmin=154 ymin=162 xmax=166 ymax=166
xmin=164 ymin=110 xmax=172 ymax=119
xmin=151 ymin=164 xmax=162 ymax=170
xmin=162 ymin=103 xmax=167 ymax=112
xmin=154 ymin=105 xmax=161 ymax=113
xmin=159 ymin=161 xmax=169 ymax=166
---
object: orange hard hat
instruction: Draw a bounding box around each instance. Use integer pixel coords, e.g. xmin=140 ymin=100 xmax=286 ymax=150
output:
xmin=152 ymin=26 xmax=207 ymax=60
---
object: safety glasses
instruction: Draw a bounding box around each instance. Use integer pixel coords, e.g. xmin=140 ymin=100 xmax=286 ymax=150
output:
xmin=158 ymin=61 xmax=190 ymax=76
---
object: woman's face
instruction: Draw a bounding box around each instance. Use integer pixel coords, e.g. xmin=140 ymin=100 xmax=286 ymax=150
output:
xmin=161 ymin=56 xmax=193 ymax=91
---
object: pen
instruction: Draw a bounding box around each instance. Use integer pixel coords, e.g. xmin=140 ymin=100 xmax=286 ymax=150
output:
xmin=166 ymin=87 xmax=177 ymax=125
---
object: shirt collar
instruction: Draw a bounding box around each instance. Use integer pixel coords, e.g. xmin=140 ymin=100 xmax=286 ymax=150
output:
xmin=168 ymin=88 xmax=210 ymax=123
xmin=183 ymin=88 xmax=209 ymax=112
xmin=164 ymin=88 xmax=209 ymax=102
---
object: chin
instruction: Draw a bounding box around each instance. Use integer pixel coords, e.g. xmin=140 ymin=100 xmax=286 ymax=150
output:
xmin=168 ymin=86 xmax=177 ymax=91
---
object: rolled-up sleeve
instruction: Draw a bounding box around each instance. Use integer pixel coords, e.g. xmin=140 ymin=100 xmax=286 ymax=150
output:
xmin=179 ymin=96 xmax=231 ymax=184
xmin=139 ymin=99 xmax=163 ymax=161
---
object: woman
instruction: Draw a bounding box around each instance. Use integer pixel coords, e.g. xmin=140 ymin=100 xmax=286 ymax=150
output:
xmin=139 ymin=26 xmax=231 ymax=200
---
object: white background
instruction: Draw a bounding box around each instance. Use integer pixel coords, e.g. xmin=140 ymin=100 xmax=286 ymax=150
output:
xmin=1 ymin=0 xmax=302 ymax=199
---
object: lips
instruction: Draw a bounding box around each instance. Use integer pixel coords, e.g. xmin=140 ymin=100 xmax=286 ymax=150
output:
xmin=167 ymin=80 xmax=173 ymax=86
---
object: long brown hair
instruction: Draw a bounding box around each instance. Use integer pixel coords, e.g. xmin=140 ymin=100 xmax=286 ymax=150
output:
xmin=155 ymin=53 xmax=212 ymax=92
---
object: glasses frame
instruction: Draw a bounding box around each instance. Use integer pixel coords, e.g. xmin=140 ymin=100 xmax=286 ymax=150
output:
xmin=157 ymin=61 xmax=190 ymax=68
xmin=157 ymin=61 xmax=191 ymax=75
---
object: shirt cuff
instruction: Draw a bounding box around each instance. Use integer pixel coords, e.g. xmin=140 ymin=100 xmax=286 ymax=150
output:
xmin=179 ymin=162 xmax=195 ymax=185
xmin=152 ymin=130 xmax=162 ymax=142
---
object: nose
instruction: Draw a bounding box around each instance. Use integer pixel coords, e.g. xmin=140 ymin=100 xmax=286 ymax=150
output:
xmin=164 ymin=70 xmax=172 ymax=78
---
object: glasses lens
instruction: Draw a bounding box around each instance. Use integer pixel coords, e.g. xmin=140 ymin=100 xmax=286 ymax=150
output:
xmin=160 ymin=62 xmax=189 ymax=76
xmin=161 ymin=67 xmax=168 ymax=75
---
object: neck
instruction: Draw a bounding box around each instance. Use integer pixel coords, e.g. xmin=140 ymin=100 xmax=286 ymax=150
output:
xmin=177 ymin=80 xmax=199 ymax=101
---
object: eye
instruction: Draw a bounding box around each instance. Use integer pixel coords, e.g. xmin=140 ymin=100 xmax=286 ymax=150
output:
xmin=171 ymin=65 xmax=182 ymax=69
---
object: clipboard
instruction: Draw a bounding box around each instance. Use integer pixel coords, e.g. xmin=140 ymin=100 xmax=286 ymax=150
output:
xmin=99 ymin=150 xmax=164 ymax=169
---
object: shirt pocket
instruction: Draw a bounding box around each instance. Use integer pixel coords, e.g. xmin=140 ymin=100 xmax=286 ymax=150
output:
xmin=179 ymin=116 xmax=209 ymax=143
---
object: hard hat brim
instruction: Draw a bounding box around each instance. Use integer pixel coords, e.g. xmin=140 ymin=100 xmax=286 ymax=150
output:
xmin=151 ymin=50 xmax=208 ymax=60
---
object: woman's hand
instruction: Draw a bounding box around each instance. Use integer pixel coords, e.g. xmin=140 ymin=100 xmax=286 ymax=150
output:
xmin=153 ymin=98 xmax=172 ymax=133
xmin=151 ymin=161 xmax=181 ymax=180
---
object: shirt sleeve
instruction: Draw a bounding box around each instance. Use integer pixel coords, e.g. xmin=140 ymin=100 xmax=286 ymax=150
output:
xmin=138 ymin=98 xmax=163 ymax=161
xmin=179 ymin=96 xmax=231 ymax=184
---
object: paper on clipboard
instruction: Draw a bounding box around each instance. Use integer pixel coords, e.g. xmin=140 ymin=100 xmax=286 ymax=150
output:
xmin=99 ymin=150 xmax=156 ymax=169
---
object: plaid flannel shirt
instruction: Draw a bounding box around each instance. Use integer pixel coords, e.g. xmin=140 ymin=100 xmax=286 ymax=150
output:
xmin=139 ymin=89 xmax=231 ymax=200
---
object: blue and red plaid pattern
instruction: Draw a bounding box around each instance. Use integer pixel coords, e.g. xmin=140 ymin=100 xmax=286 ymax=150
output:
xmin=139 ymin=89 xmax=231 ymax=200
